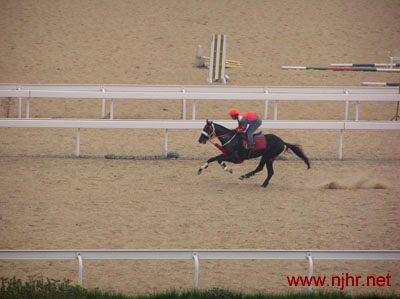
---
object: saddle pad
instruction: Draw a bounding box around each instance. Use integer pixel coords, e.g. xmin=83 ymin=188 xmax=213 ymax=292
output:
xmin=242 ymin=133 xmax=266 ymax=150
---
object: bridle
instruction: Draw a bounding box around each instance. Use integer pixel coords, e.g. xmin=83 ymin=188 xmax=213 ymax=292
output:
xmin=201 ymin=123 xmax=216 ymax=139
xmin=202 ymin=123 xmax=237 ymax=147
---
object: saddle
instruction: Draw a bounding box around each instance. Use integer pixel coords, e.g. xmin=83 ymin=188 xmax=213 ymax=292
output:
xmin=241 ymin=132 xmax=266 ymax=151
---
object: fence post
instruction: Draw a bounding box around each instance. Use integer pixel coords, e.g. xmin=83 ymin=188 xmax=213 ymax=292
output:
xmin=164 ymin=129 xmax=168 ymax=157
xmin=339 ymin=129 xmax=343 ymax=160
xmin=274 ymin=100 xmax=278 ymax=120
xmin=76 ymin=128 xmax=81 ymax=157
xmin=307 ymin=252 xmax=313 ymax=294
xmin=18 ymin=87 xmax=22 ymax=118
xmin=193 ymin=252 xmax=199 ymax=290
xmin=26 ymin=100 xmax=30 ymax=119
xmin=77 ymin=253 xmax=83 ymax=286
xmin=355 ymin=101 xmax=359 ymax=121
xmin=192 ymin=99 xmax=197 ymax=120
xmin=101 ymin=87 xmax=106 ymax=119
xmin=110 ymin=100 xmax=114 ymax=120
xmin=344 ymin=89 xmax=349 ymax=121
xmin=264 ymin=89 xmax=269 ymax=120
xmin=182 ymin=89 xmax=186 ymax=120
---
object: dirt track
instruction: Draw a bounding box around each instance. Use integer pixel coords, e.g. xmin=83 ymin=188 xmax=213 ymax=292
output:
xmin=0 ymin=0 xmax=400 ymax=295
xmin=0 ymin=157 xmax=399 ymax=295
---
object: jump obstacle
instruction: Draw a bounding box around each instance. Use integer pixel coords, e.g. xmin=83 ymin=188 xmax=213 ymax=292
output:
xmin=206 ymin=34 xmax=247 ymax=84
xmin=284 ymin=61 xmax=400 ymax=120
xmin=194 ymin=34 xmax=238 ymax=84
xmin=194 ymin=45 xmax=242 ymax=68
xmin=282 ymin=66 xmax=400 ymax=72
xmin=205 ymin=56 xmax=242 ymax=67
xmin=362 ymin=82 xmax=399 ymax=87
xmin=208 ymin=34 xmax=227 ymax=83
xmin=284 ymin=53 xmax=400 ymax=72
xmin=330 ymin=51 xmax=400 ymax=68
xmin=331 ymin=63 xmax=400 ymax=68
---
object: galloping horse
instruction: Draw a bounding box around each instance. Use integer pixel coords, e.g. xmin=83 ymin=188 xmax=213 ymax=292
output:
xmin=198 ymin=120 xmax=311 ymax=188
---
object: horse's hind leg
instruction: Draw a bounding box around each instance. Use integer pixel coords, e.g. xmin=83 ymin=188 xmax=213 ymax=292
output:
xmin=261 ymin=160 xmax=274 ymax=188
xmin=239 ymin=157 xmax=267 ymax=180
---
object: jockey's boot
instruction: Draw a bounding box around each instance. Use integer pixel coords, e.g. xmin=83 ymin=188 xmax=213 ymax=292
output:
xmin=247 ymin=143 xmax=254 ymax=158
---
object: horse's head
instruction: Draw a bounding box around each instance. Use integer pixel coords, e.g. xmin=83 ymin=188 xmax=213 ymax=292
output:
xmin=198 ymin=120 xmax=215 ymax=144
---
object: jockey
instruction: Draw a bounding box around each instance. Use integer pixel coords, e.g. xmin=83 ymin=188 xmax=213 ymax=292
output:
xmin=229 ymin=108 xmax=262 ymax=150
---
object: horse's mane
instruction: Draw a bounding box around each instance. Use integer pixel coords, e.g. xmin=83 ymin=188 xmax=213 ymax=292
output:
xmin=212 ymin=122 xmax=235 ymax=133
xmin=214 ymin=122 xmax=263 ymax=136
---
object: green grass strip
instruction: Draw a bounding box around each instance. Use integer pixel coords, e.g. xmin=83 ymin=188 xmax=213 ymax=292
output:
xmin=1 ymin=278 xmax=398 ymax=299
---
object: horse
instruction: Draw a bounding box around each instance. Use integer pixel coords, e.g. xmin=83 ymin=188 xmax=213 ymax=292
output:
xmin=197 ymin=120 xmax=311 ymax=188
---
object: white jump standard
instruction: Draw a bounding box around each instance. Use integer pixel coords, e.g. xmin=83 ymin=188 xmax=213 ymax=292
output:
xmin=208 ymin=34 xmax=228 ymax=84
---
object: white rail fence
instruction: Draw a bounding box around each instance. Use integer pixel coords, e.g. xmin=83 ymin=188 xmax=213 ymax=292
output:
xmin=1 ymin=119 xmax=399 ymax=160
xmin=1 ymin=250 xmax=399 ymax=293
xmin=1 ymin=84 xmax=399 ymax=121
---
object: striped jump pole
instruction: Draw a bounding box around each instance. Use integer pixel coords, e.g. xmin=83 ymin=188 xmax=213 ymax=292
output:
xmin=362 ymin=82 xmax=400 ymax=87
xmin=208 ymin=34 xmax=227 ymax=84
xmin=282 ymin=66 xmax=400 ymax=72
xmin=331 ymin=63 xmax=400 ymax=68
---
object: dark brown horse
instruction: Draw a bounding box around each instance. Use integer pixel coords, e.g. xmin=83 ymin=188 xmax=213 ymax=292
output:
xmin=198 ymin=120 xmax=310 ymax=188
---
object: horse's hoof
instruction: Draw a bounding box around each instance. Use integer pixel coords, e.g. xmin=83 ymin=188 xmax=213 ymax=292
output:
xmin=261 ymin=184 xmax=268 ymax=188
xmin=228 ymin=169 xmax=233 ymax=174
xmin=197 ymin=170 xmax=202 ymax=175
xmin=238 ymin=176 xmax=244 ymax=180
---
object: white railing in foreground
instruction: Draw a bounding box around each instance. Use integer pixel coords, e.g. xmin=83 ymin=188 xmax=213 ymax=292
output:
xmin=1 ymin=119 xmax=399 ymax=160
xmin=0 ymin=85 xmax=399 ymax=121
xmin=1 ymin=250 xmax=399 ymax=292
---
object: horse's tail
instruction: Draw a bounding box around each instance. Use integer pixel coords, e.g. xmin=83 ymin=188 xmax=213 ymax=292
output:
xmin=284 ymin=142 xmax=311 ymax=169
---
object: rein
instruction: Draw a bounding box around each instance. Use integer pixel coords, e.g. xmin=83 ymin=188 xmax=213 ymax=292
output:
xmin=202 ymin=124 xmax=237 ymax=155
xmin=201 ymin=122 xmax=245 ymax=164
xmin=219 ymin=132 xmax=237 ymax=147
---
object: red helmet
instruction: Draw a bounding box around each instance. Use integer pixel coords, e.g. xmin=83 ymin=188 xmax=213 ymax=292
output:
xmin=229 ymin=108 xmax=239 ymax=117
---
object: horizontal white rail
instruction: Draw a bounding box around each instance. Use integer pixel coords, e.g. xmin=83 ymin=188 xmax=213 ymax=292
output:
xmin=2 ymin=90 xmax=399 ymax=101
xmin=2 ymin=119 xmax=400 ymax=130
xmin=1 ymin=89 xmax=399 ymax=101
xmin=1 ymin=84 xmax=398 ymax=94
xmin=0 ymin=90 xmax=30 ymax=97
xmin=1 ymin=249 xmax=399 ymax=260
xmin=1 ymin=119 xmax=399 ymax=160
xmin=1 ymin=250 xmax=399 ymax=291
xmin=344 ymin=121 xmax=400 ymax=130
xmin=1 ymin=85 xmax=399 ymax=120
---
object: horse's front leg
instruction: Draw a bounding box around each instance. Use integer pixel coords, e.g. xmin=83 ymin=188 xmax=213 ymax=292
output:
xmin=197 ymin=161 xmax=209 ymax=175
xmin=197 ymin=154 xmax=232 ymax=175
xmin=219 ymin=161 xmax=233 ymax=173
xmin=197 ymin=154 xmax=222 ymax=175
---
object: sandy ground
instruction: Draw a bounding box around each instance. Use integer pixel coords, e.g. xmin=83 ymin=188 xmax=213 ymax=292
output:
xmin=0 ymin=0 xmax=400 ymax=295
xmin=0 ymin=158 xmax=399 ymax=295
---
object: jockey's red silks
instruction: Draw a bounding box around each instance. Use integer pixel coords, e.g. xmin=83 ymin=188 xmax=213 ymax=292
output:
xmin=237 ymin=112 xmax=258 ymax=131
xmin=213 ymin=143 xmax=244 ymax=164
xmin=240 ymin=112 xmax=257 ymax=121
